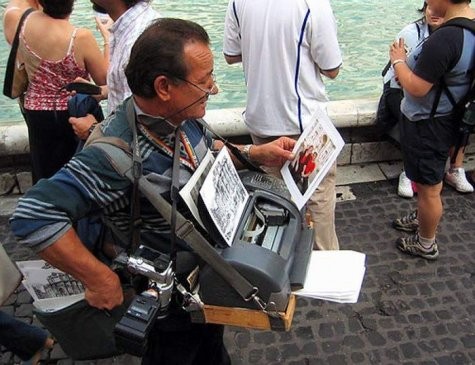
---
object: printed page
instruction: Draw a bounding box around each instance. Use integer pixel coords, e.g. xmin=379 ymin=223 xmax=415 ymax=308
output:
xmin=281 ymin=107 xmax=344 ymax=210
xmin=180 ymin=149 xmax=216 ymax=229
xmin=17 ymin=260 xmax=85 ymax=310
xmin=200 ymin=148 xmax=249 ymax=246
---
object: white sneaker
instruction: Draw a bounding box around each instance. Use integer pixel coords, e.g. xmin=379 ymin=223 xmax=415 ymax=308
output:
xmin=398 ymin=171 xmax=414 ymax=198
xmin=445 ymin=167 xmax=474 ymax=193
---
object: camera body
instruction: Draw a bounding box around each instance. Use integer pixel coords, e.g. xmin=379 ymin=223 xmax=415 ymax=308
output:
xmin=113 ymin=245 xmax=174 ymax=357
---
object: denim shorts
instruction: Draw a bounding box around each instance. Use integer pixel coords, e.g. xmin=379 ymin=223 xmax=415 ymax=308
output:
xmin=400 ymin=114 xmax=457 ymax=185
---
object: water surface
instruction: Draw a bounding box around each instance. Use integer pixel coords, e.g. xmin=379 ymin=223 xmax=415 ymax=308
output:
xmin=0 ymin=0 xmax=421 ymax=122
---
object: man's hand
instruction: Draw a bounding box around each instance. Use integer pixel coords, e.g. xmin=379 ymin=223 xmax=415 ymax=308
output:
xmin=252 ymin=137 xmax=296 ymax=167
xmin=69 ymin=114 xmax=97 ymax=140
xmin=39 ymin=228 xmax=124 ymax=311
xmin=84 ymin=268 xmax=123 ymax=310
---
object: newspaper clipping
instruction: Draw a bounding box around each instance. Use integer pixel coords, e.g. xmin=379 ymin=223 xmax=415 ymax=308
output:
xmin=16 ymin=260 xmax=85 ymax=312
xmin=199 ymin=148 xmax=249 ymax=246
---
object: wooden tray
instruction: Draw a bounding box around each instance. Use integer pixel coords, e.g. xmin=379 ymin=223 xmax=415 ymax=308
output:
xmin=190 ymin=294 xmax=296 ymax=331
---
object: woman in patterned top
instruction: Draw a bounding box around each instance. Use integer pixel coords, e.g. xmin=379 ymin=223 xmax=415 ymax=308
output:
xmin=17 ymin=0 xmax=107 ymax=183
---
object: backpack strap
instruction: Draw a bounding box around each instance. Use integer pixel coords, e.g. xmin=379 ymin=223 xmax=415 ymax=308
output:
xmin=430 ymin=18 xmax=475 ymax=118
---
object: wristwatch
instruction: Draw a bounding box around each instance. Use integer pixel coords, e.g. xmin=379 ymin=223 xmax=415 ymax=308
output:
xmin=242 ymin=144 xmax=253 ymax=161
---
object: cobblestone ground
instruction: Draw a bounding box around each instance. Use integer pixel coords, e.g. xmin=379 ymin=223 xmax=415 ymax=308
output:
xmin=1 ymin=179 xmax=474 ymax=364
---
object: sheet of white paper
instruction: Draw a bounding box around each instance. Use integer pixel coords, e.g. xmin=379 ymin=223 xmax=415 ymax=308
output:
xmin=17 ymin=260 xmax=85 ymax=302
xmin=31 ymin=293 xmax=84 ymax=312
xmin=180 ymin=149 xmax=215 ymax=229
xmin=200 ymin=148 xmax=249 ymax=246
xmin=281 ymin=107 xmax=344 ymax=210
xmin=293 ymin=250 xmax=366 ymax=303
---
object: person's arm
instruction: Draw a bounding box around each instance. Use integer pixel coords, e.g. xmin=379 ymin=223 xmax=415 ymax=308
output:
xmin=214 ymin=137 xmax=296 ymax=169
xmin=95 ymin=16 xmax=113 ymax=67
xmin=224 ymin=54 xmax=242 ymax=65
xmin=40 ymin=229 xmax=123 ymax=310
xmin=309 ymin=0 xmax=342 ymax=79
xmin=10 ymin=148 xmax=130 ymax=310
xmin=76 ymin=28 xmax=107 ymax=86
xmin=3 ymin=0 xmax=40 ymax=44
xmin=223 ymin=0 xmax=242 ymax=65
xmin=69 ymin=114 xmax=98 ymax=140
xmin=321 ymin=66 xmax=340 ymax=79
xmin=389 ymin=38 xmax=433 ymax=97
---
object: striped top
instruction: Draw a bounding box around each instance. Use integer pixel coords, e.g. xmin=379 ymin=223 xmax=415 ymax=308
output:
xmin=10 ymin=98 xmax=212 ymax=254
xmin=106 ymin=2 xmax=160 ymax=114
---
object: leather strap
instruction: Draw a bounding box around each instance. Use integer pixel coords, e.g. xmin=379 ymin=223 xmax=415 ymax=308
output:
xmin=3 ymin=8 xmax=34 ymax=97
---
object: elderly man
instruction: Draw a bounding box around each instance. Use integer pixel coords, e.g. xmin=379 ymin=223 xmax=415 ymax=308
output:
xmin=10 ymin=18 xmax=295 ymax=364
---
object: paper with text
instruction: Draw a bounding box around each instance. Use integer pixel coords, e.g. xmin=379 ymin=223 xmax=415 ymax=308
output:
xmin=199 ymin=148 xmax=249 ymax=246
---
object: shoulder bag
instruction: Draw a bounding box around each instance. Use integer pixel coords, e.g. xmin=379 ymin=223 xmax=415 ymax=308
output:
xmin=3 ymin=8 xmax=35 ymax=99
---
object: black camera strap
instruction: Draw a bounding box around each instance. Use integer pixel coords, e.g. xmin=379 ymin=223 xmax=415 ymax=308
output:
xmin=169 ymin=126 xmax=182 ymax=272
xmin=127 ymin=101 xmax=143 ymax=252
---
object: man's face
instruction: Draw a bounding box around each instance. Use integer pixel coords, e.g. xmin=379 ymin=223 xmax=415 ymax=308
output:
xmin=167 ymin=41 xmax=217 ymax=125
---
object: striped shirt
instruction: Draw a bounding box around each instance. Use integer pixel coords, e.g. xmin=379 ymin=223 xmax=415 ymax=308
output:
xmin=107 ymin=2 xmax=160 ymax=114
xmin=10 ymin=98 xmax=212 ymax=254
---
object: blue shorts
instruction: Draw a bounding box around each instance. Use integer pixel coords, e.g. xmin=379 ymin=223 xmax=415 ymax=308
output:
xmin=400 ymin=114 xmax=457 ymax=185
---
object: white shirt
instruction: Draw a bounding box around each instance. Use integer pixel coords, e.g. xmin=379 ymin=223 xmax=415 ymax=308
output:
xmin=107 ymin=2 xmax=160 ymax=114
xmin=223 ymin=0 xmax=342 ymax=137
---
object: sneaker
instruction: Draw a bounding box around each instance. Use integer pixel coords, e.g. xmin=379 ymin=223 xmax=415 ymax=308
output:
xmin=392 ymin=210 xmax=419 ymax=232
xmin=445 ymin=167 xmax=474 ymax=193
xmin=396 ymin=233 xmax=439 ymax=260
xmin=397 ymin=171 xmax=414 ymax=198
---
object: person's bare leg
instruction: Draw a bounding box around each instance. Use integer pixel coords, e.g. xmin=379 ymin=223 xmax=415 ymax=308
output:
xmin=449 ymin=146 xmax=464 ymax=169
xmin=445 ymin=147 xmax=474 ymax=193
xmin=415 ymin=181 xmax=443 ymax=240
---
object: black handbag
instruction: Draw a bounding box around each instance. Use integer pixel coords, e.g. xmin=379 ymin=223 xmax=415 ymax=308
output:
xmin=3 ymin=8 xmax=34 ymax=99
xmin=34 ymin=299 xmax=127 ymax=360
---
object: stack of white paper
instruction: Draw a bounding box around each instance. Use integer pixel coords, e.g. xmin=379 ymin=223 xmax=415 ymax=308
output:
xmin=293 ymin=250 xmax=366 ymax=303
xmin=16 ymin=260 xmax=85 ymax=312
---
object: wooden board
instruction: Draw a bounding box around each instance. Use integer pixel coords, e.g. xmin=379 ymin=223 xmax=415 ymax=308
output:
xmin=198 ymin=294 xmax=296 ymax=331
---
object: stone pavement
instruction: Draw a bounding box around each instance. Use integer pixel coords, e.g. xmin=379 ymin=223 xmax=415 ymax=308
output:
xmin=1 ymin=178 xmax=474 ymax=364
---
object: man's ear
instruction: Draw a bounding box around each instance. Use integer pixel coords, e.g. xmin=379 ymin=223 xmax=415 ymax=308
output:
xmin=153 ymin=75 xmax=172 ymax=101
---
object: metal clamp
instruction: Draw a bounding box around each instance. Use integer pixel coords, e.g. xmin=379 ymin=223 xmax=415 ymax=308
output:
xmin=244 ymin=287 xmax=282 ymax=319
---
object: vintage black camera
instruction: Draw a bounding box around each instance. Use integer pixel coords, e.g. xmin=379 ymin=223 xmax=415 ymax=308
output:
xmin=113 ymin=245 xmax=174 ymax=357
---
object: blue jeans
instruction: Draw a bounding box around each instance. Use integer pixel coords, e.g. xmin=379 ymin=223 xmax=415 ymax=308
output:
xmin=0 ymin=311 xmax=47 ymax=361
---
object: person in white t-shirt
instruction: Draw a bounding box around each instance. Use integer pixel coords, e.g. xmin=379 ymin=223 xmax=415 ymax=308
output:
xmin=223 ymin=0 xmax=342 ymax=250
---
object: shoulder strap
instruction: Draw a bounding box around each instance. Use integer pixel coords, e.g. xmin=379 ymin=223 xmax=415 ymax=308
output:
xmin=3 ymin=8 xmax=35 ymax=98
xmin=430 ymin=18 xmax=475 ymax=118
xmin=439 ymin=17 xmax=475 ymax=34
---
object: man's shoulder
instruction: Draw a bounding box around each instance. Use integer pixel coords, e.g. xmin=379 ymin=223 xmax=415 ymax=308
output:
xmin=99 ymin=106 xmax=133 ymax=144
